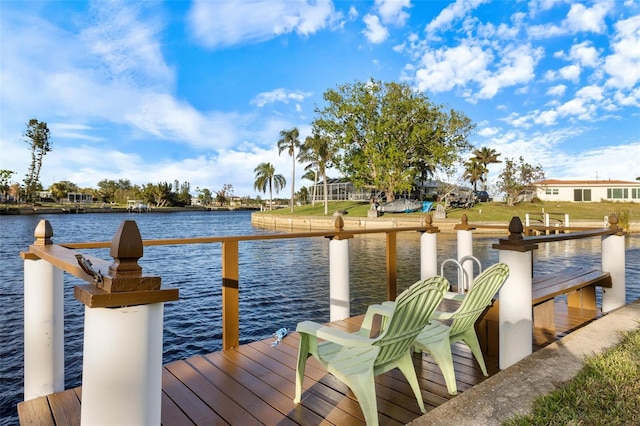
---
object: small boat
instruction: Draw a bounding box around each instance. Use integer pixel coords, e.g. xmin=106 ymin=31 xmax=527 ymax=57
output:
xmin=378 ymin=199 xmax=423 ymax=213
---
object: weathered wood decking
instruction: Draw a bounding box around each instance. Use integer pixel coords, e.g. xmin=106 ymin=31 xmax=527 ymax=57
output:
xmin=18 ymin=300 xmax=601 ymax=426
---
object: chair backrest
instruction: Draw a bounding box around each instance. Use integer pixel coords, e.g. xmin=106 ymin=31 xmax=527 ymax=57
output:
xmin=449 ymin=263 xmax=509 ymax=337
xmin=374 ymin=276 xmax=449 ymax=365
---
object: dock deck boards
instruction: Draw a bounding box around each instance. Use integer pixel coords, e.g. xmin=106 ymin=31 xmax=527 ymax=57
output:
xmin=18 ymin=300 xmax=602 ymax=425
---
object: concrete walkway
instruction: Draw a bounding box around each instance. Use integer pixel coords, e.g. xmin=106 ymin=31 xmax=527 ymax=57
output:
xmin=410 ymin=300 xmax=640 ymax=425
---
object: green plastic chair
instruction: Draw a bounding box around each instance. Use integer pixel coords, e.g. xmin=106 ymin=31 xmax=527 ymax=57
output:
xmin=293 ymin=276 xmax=449 ymax=426
xmin=412 ymin=262 xmax=509 ymax=395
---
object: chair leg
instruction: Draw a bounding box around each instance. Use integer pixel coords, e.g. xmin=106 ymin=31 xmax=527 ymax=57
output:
xmin=344 ymin=372 xmax=379 ymax=426
xmin=294 ymin=334 xmax=311 ymax=404
xmin=396 ymin=353 xmax=426 ymax=413
xmin=460 ymin=329 xmax=489 ymax=376
xmin=417 ymin=339 xmax=457 ymax=395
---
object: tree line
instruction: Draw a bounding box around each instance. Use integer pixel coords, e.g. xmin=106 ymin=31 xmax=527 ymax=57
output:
xmin=5 ymin=79 xmax=546 ymax=210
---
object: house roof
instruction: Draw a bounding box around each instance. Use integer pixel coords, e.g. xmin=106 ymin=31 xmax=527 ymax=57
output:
xmin=535 ymin=179 xmax=639 ymax=186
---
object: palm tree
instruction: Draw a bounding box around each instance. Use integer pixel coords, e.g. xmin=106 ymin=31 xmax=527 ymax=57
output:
xmin=253 ymin=162 xmax=286 ymax=211
xmin=300 ymin=169 xmax=317 ymax=206
xmin=299 ymin=130 xmax=335 ymax=215
xmin=463 ymin=158 xmax=487 ymax=191
xmin=473 ymin=147 xmax=501 ymax=190
xmin=277 ymin=127 xmax=301 ymax=213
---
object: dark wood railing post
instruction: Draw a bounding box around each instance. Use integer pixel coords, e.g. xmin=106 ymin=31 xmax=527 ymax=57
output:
xmin=386 ymin=230 xmax=397 ymax=301
xmin=222 ymin=240 xmax=240 ymax=349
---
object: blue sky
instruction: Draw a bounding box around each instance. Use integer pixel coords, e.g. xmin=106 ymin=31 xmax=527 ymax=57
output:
xmin=1 ymin=0 xmax=639 ymax=198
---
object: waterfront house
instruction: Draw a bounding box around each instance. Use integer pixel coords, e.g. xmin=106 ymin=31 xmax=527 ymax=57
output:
xmin=535 ymin=179 xmax=640 ymax=203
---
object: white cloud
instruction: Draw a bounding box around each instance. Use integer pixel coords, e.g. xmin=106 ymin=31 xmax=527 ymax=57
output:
xmin=425 ymin=0 xmax=489 ymax=35
xmin=604 ymin=15 xmax=640 ymax=89
xmin=81 ymin=1 xmax=174 ymax=88
xmin=546 ymin=84 xmax=566 ymax=96
xmin=565 ymin=1 xmax=612 ymax=34
xmin=568 ymin=41 xmax=600 ymax=67
xmin=415 ymin=42 xmax=492 ymax=93
xmin=187 ymin=0 xmax=340 ymax=48
xmin=375 ymin=0 xmax=411 ymax=26
xmin=362 ymin=14 xmax=389 ymax=43
xmin=477 ymin=44 xmax=542 ymax=99
xmin=558 ymin=64 xmax=581 ymax=82
xmin=250 ymin=89 xmax=312 ymax=107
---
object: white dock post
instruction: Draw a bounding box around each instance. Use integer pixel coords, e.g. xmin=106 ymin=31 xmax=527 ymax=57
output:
xmin=75 ymin=220 xmax=178 ymax=426
xmin=22 ymin=220 xmax=65 ymax=401
xmin=455 ymin=214 xmax=475 ymax=291
xmin=493 ymin=217 xmax=538 ymax=369
xmin=420 ymin=214 xmax=439 ymax=279
xmin=601 ymin=214 xmax=626 ymax=313
xmin=328 ymin=215 xmax=352 ymax=321
xmin=564 ymin=213 xmax=570 ymax=227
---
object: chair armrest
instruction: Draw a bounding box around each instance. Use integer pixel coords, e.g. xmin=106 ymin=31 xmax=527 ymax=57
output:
xmin=297 ymin=320 xmax=374 ymax=347
xmin=359 ymin=303 xmax=395 ymax=336
xmin=316 ymin=326 xmax=374 ymax=347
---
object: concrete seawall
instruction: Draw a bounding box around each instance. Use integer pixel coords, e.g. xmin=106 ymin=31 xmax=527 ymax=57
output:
xmin=251 ymin=212 xmax=615 ymax=233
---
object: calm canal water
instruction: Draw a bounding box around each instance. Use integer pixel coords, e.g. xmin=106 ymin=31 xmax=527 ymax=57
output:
xmin=1 ymin=210 xmax=639 ymax=425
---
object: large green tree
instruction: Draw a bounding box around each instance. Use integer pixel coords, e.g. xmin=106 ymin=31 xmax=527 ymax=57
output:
xmin=313 ymin=79 xmax=474 ymax=201
xmin=277 ymin=127 xmax=301 ymax=212
xmin=254 ymin=162 xmax=286 ymax=210
xmin=49 ymin=180 xmax=77 ymax=203
xmin=497 ymin=157 xmax=545 ymax=206
xmin=23 ymin=119 xmax=52 ymax=203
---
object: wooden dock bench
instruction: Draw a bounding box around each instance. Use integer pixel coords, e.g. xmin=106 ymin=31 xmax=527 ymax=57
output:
xmin=532 ymin=267 xmax=612 ymax=333
xmin=477 ymin=266 xmax=612 ymax=354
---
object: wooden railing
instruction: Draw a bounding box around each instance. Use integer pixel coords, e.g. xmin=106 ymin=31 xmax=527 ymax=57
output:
xmin=21 ymin=213 xmax=626 ymax=423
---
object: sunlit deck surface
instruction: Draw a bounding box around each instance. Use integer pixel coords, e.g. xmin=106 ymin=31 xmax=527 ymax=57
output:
xmin=18 ymin=300 xmax=601 ymax=426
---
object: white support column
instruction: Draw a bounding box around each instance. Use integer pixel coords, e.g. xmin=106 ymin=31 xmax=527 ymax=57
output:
xmin=601 ymin=215 xmax=626 ymax=312
xmin=498 ymin=249 xmax=533 ymax=369
xmin=81 ymin=304 xmax=164 ymax=425
xmin=74 ymin=219 xmax=178 ymax=426
xmin=494 ymin=217 xmax=538 ymax=370
xmin=455 ymin=215 xmax=475 ymax=291
xmin=564 ymin=213 xmax=570 ymax=227
xmin=23 ymin=256 xmax=64 ymax=400
xmin=329 ymin=237 xmax=350 ymax=321
xmin=420 ymin=232 xmax=438 ymax=279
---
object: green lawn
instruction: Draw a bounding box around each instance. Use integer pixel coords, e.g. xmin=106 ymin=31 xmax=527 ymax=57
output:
xmin=264 ymin=200 xmax=639 ymax=224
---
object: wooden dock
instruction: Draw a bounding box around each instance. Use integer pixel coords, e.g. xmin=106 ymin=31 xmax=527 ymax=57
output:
xmin=17 ymin=300 xmax=602 ymax=425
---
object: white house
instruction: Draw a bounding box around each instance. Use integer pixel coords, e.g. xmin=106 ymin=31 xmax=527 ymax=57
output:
xmin=535 ymin=179 xmax=640 ymax=203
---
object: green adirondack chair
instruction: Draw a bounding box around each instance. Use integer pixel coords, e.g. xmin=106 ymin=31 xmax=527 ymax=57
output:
xmin=412 ymin=262 xmax=510 ymax=395
xmin=293 ymin=276 xmax=449 ymax=426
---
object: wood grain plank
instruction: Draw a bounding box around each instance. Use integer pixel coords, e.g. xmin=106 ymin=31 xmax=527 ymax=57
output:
xmin=162 ymin=365 xmax=228 ymax=425
xmin=17 ymin=396 xmax=55 ymax=426
xmin=48 ymin=389 xmax=81 ymax=426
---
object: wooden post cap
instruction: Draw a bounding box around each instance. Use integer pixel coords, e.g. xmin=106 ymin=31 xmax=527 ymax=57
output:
xmin=109 ymin=220 xmax=143 ymax=277
xmin=493 ymin=216 xmax=538 ymax=252
xmin=454 ymin=213 xmax=475 ymax=231
xmin=34 ymin=220 xmax=53 ymax=246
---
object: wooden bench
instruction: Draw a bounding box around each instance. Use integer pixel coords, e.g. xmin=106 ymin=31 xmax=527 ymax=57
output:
xmin=532 ymin=266 xmax=612 ymax=333
xmin=476 ymin=266 xmax=612 ymax=355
